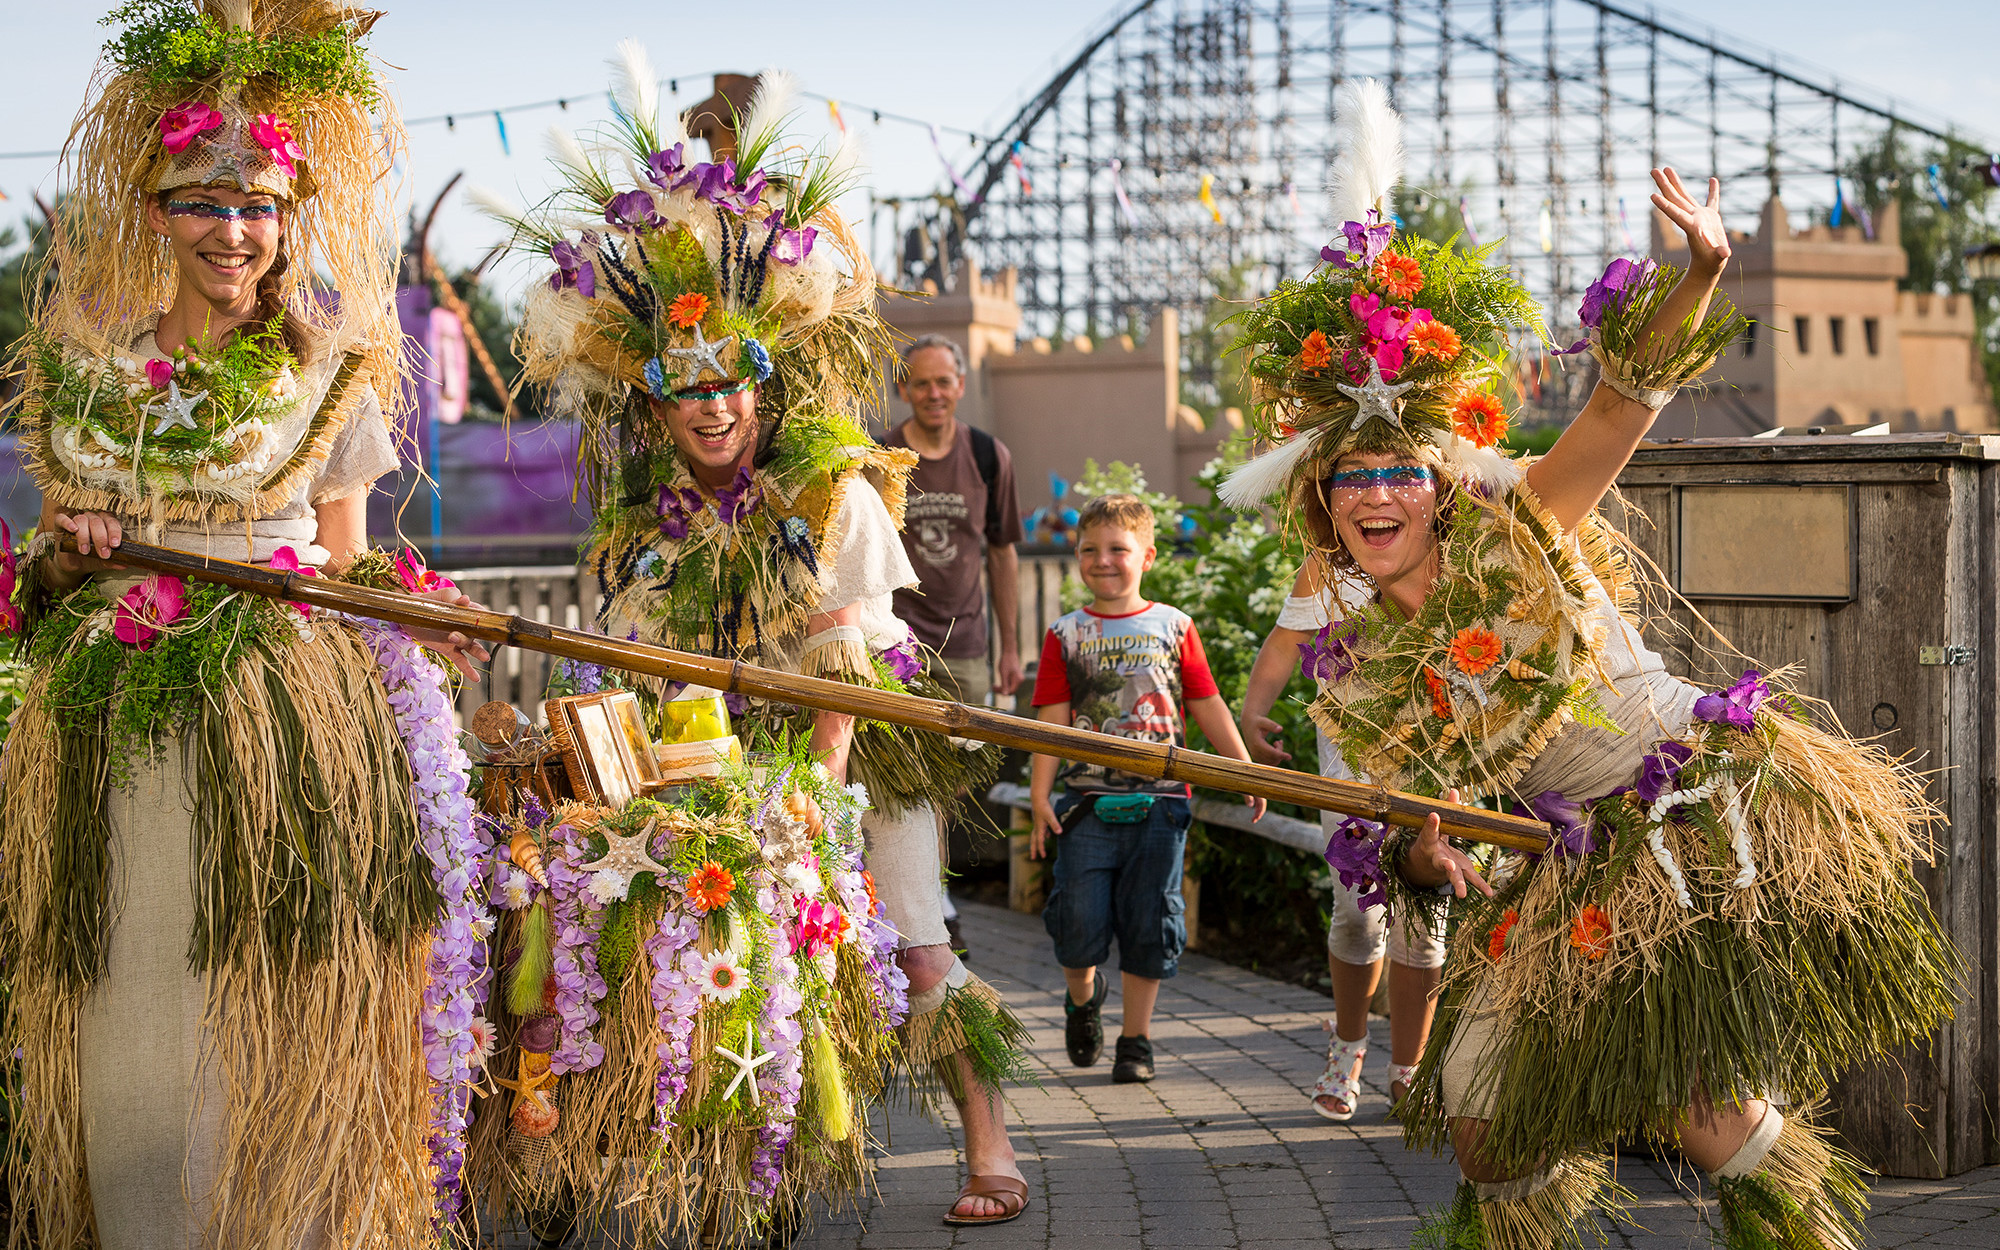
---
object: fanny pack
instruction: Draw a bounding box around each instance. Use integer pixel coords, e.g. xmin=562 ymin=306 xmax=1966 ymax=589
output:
xmin=1089 ymin=793 xmax=1158 ymax=824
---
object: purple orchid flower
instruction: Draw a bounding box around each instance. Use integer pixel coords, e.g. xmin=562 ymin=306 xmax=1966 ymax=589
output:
xmin=656 ymin=484 xmax=705 ymax=539
xmin=1321 ymin=212 xmax=1393 ymax=270
xmin=604 ymin=189 xmax=663 ymax=232
xmin=1692 ymin=670 xmax=1768 ymax=733
xmin=549 ymin=238 xmax=596 ymax=297
xmin=1634 ymin=741 xmax=1695 ymax=804
xmin=1579 ymin=256 xmax=1659 ymax=329
xmin=1526 ymin=790 xmax=1595 ymax=857
xmin=880 ymin=636 xmax=924 ymax=683
xmin=715 ymin=466 xmax=763 ymax=525
xmin=1323 ymin=815 xmax=1389 ymax=910
xmin=677 ymin=160 xmax=768 ymax=214
xmin=768 ymin=219 xmax=818 ymax=266
xmin=644 ymin=142 xmax=687 ymax=189
xmin=1298 ymin=619 xmax=1361 ymax=683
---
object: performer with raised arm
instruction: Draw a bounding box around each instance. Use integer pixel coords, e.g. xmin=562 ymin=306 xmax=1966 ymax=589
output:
xmin=484 ymin=48 xmax=1033 ymax=1230
xmin=1 ymin=4 xmax=494 ymax=1245
xmin=1220 ymin=79 xmax=1958 ymax=1250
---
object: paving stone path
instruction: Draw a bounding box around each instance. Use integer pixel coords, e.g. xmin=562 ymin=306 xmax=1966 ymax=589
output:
xmin=501 ymin=900 xmax=2000 ymax=1248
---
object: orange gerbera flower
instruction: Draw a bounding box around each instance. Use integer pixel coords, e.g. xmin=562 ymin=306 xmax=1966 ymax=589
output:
xmin=861 ymin=868 xmax=880 ymax=913
xmin=1423 ymin=666 xmax=1453 ymax=719
xmin=667 ymin=291 xmax=711 ymax=330
xmin=685 ymin=861 xmax=735 ymax=914
xmin=1451 ymin=390 xmax=1510 ymax=449
xmin=1407 ymin=319 xmax=1462 ymax=362
xmin=1487 ymin=909 xmax=1520 ymax=961
xmin=1371 ymin=253 xmax=1424 ymax=300
xmin=1569 ymin=904 xmax=1613 ymax=960
xmin=1297 ymin=328 xmax=1334 ymax=373
xmin=1449 ymin=626 xmax=1504 ymax=676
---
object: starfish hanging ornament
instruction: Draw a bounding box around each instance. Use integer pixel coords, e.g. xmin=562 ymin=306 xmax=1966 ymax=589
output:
xmin=1336 ymin=356 xmax=1414 ymax=433
xmin=714 ymin=1021 xmax=777 ymax=1106
xmin=576 ymin=816 xmax=672 ymax=889
xmin=493 ymin=1063 xmax=558 ymax=1111
xmin=664 ymin=325 xmax=738 ymax=384
xmin=143 ymin=379 xmax=208 ymax=436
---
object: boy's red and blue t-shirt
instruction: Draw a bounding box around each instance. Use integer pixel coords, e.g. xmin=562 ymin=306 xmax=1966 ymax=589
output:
xmin=1031 ymin=601 xmax=1219 ymax=795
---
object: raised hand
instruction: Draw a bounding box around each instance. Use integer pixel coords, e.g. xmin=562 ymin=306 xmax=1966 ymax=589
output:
xmin=1650 ymin=167 xmax=1730 ymax=276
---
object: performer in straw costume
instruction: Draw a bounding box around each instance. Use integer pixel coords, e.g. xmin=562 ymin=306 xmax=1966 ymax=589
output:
xmin=478 ymin=43 xmax=1033 ymax=1231
xmin=1220 ymin=79 xmax=1959 ymax=1250
xmin=0 ymin=4 xmax=497 ymax=1246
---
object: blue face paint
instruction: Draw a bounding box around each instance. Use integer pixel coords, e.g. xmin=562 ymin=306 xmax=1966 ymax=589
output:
xmin=1330 ymin=464 xmax=1435 ymax=492
xmin=165 ymin=199 xmax=281 ymax=223
xmin=671 ymin=379 xmax=752 ymax=403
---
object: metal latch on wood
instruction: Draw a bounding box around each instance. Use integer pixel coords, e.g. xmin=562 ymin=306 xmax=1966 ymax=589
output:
xmin=1918 ymin=646 xmax=1976 ymax=667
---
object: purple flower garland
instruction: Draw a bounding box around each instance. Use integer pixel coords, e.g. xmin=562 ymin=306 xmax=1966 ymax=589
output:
xmin=363 ymin=623 xmax=493 ymax=1226
xmin=647 ymin=889 xmax=702 ymax=1136
xmin=544 ymin=820 xmax=610 ymax=1073
xmin=748 ymin=877 xmax=806 ymax=1198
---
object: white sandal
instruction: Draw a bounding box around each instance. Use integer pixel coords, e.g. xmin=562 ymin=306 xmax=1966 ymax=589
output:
xmin=1388 ymin=1062 xmax=1420 ymax=1113
xmin=1311 ymin=1021 xmax=1367 ymax=1122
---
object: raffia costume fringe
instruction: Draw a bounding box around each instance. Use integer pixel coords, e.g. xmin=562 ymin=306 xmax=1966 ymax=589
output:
xmin=1714 ymin=1113 xmax=1867 ymax=1250
xmin=1397 ymin=703 xmax=1960 ymax=1181
xmin=0 ymin=620 xmax=441 ymax=1248
xmin=464 ymin=910 xmax=890 ymax=1247
xmin=1413 ymin=1157 xmax=1630 ymax=1250
xmin=894 ymin=976 xmax=1035 ymax=1116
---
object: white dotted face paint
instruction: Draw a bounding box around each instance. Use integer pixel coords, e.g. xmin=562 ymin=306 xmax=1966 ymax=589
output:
xmin=1331 ymin=462 xmax=1439 ymax=562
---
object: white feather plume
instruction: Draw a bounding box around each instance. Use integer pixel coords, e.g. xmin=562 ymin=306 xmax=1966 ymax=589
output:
xmin=609 ymin=39 xmax=661 ymax=136
xmin=825 ymin=124 xmax=866 ymax=188
xmin=464 ymin=185 xmax=526 ymax=227
xmin=1218 ymin=434 xmax=1320 ymax=511
xmin=1325 ymin=79 xmax=1404 ymax=226
xmin=737 ymin=69 xmax=801 ymax=159
xmin=544 ymin=126 xmax=599 ymax=182
xmin=1436 ymin=433 xmax=1526 ymax=496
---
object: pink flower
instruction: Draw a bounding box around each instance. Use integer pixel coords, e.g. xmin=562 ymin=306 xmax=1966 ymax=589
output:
xmin=144 ymin=358 xmax=174 ymax=389
xmin=0 ymin=520 xmax=17 ymax=637
xmin=158 ymin=102 xmax=224 ymax=154
xmin=791 ymin=897 xmax=844 ymax=958
xmin=112 ymin=574 xmax=189 ymax=651
xmin=249 ymin=114 xmax=304 ymax=179
xmin=269 ymin=544 xmax=318 ymax=618
xmin=395 ymin=548 xmax=457 ymax=595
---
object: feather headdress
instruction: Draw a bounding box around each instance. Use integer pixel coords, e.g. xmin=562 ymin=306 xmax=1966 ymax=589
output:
xmin=489 ymin=50 xmax=888 ymax=503
xmin=1222 ymin=77 xmax=1545 ymax=516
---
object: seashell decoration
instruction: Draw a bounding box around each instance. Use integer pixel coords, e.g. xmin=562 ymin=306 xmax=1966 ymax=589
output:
xmin=785 ymin=788 xmax=824 ymax=840
xmin=510 ymin=829 xmax=549 ymax=888
xmin=1506 ymin=659 xmax=1547 ymax=682
xmin=511 ymin=1091 xmax=560 ymax=1138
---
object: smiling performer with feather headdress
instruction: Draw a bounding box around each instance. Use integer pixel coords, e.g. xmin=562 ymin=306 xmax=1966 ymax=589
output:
xmin=1223 ymin=80 xmax=1958 ymax=1250
xmin=480 ymin=43 xmax=1034 ymax=1234
xmin=0 ymin=4 xmax=494 ymax=1247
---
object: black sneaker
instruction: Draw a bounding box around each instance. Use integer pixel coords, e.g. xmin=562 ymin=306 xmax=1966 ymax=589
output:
xmin=1064 ymin=972 xmax=1108 ymax=1067
xmin=1111 ymin=1035 xmax=1155 ymax=1083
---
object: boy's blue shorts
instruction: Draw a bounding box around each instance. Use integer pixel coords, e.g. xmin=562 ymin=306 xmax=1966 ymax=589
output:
xmin=1042 ymin=793 xmax=1193 ymax=981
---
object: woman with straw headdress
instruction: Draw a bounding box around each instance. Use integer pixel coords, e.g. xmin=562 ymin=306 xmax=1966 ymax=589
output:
xmin=477 ymin=44 xmax=1033 ymax=1233
xmin=1221 ymin=80 xmax=1957 ymax=1250
xmin=2 ymin=3 xmax=496 ymax=1246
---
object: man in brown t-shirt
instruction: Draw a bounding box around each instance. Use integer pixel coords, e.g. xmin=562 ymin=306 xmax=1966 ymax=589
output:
xmin=884 ymin=334 xmax=1026 ymax=703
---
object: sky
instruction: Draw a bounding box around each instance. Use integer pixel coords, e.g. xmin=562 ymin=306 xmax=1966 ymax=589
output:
xmin=3 ymin=0 xmax=1995 ymax=300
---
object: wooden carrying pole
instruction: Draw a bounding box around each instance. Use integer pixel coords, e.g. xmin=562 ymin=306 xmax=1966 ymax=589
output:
xmin=81 ymin=540 xmax=1552 ymax=853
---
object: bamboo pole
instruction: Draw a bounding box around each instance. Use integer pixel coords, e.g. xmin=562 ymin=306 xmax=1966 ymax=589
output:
xmin=76 ymin=540 xmax=1552 ymax=853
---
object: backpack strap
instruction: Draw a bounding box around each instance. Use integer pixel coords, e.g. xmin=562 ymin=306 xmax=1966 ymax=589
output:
xmin=968 ymin=425 xmax=1003 ymax=535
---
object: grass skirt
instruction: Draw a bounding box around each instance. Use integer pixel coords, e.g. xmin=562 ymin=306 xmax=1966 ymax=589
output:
xmin=0 ymin=619 xmax=440 ymax=1248
xmin=1396 ymin=706 xmax=1961 ymax=1179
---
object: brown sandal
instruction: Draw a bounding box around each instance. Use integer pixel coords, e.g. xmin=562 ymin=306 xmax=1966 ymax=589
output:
xmin=941 ymin=1174 xmax=1030 ymax=1226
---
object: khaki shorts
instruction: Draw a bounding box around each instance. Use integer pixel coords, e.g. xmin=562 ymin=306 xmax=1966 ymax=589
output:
xmin=928 ymin=653 xmax=991 ymax=706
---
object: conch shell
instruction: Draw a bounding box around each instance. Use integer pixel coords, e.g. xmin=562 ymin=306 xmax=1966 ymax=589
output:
xmin=1506 ymin=659 xmax=1547 ymax=682
xmin=510 ymin=829 xmax=549 ymax=887
xmin=785 ymin=789 xmax=825 ymax=839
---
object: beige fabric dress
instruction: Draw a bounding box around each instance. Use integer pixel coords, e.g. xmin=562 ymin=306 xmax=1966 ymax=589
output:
xmin=70 ymin=335 xmax=399 ymax=1249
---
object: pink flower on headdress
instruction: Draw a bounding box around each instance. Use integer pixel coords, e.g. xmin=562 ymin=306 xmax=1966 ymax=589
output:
xmin=144 ymin=358 xmax=174 ymax=389
xmin=113 ymin=574 xmax=189 ymax=651
xmin=249 ymin=114 xmax=304 ymax=179
xmin=159 ymin=102 xmax=224 ymax=154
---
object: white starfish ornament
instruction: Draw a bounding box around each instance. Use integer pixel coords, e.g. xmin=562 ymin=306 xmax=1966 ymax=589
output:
xmin=1335 ymin=356 xmax=1414 ymax=433
xmin=144 ymin=379 xmax=208 ymax=436
xmin=575 ymin=816 xmax=672 ymax=886
xmin=714 ymin=1022 xmax=777 ymax=1106
xmin=664 ymin=325 xmax=738 ymax=384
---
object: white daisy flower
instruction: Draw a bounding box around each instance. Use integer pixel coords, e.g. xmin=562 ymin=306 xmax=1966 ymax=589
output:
xmin=496 ymin=867 xmax=533 ymax=911
xmin=695 ymin=951 xmax=750 ymax=1002
xmin=467 ymin=1015 xmax=499 ymax=1070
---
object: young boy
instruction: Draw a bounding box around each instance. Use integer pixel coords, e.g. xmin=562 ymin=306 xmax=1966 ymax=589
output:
xmin=1028 ymin=494 xmax=1265 ymax=1083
